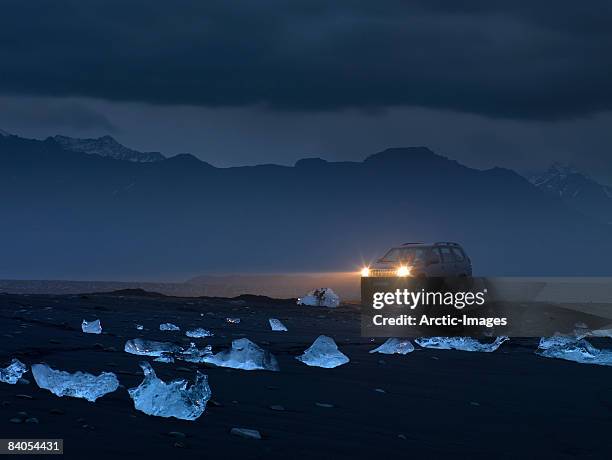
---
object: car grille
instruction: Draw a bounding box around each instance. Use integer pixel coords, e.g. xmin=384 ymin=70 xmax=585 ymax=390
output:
xmin=369 ymin=268 xmax=397 ymax=277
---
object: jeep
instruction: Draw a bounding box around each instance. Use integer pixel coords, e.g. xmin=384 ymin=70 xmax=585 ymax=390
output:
xmin=361 ymin=242 xmax=472 ymax=278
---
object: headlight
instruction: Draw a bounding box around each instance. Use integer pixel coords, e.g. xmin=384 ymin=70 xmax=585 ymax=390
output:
xmin=396 ymin=265 xmax=410 ymax=277
xmin=361 ymin=267 xmax=370 ymax=277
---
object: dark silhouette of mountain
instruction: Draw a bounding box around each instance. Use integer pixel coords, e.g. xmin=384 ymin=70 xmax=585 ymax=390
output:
xmin=1 ymin=134 xmax=611 ymax=279
xmin=52 ymin=134 xmax=165 ymax=162
xmin=530 ymin=163 xmax=612 ymax=225
xmin=99 ymin=288 xmax=168 ymax=298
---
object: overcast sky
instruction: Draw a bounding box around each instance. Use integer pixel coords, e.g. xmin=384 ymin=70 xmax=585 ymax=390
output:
xmin=1 ymin=1 xmax=612 ymax=181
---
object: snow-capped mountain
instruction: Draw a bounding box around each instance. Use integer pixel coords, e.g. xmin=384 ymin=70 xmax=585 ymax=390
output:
xmin=52 ymin=135 xmax=165 ymax=162
xmin=530 ymin=163 xmax=612 ymax=224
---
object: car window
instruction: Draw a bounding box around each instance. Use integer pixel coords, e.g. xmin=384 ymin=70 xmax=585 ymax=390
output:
xmin=382 ymin=247 xmax=427 ymax=262
xmin=439 ymin=246 xmax=454 ymax=262
xmin=400 ymin=247 xmax=426 ymax=262
xmin=381 ymin=248 xmax=401 ymax=261
xmin=451 ymin=247 xmax=465 ymax=262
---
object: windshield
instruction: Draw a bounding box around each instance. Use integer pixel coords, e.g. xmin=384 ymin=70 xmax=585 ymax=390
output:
xmin=381 ymin=247 xmax=428 ymax=263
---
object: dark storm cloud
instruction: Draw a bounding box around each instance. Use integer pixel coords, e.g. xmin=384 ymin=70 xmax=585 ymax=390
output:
xmin=0 ymin=97 xmax=117 ymax=133
xmin=1 ymin=0 xmax=611 ymax=119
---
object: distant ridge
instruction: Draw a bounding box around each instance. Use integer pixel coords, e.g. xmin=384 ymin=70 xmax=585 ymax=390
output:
xmin=97 ymin=288 xmax=168 ymax=297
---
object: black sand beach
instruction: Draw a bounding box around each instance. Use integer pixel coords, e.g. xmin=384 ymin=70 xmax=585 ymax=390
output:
xmin=1 ymin=291 xmax=611 ymax=459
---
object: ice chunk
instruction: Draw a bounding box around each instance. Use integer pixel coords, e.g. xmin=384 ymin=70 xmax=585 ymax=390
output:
xmin=370 ymin=338 xmax=415 ymax=355
xmin=205 ymin=338 xmax=279 ymax=371
xmin=81 ymin=319 xmax=102 ymax=334
xmin=186 ymin=328 xmax=214 ymax=338
xmin=136 ymin=324 xmax=144 ymax=330
xmin=415 ymin=336 xmax=508 ymax=352
xmin=124 ymin=339 xmax=182 ymax=357
xmin=571 ymin=322 xmax=612 ymax=340
xmin=559 ymin=322 xmax=612 ymax=340
xmin=296 ymin=335 xmax=349 ymax=368
xmin=226 ymin=317 xmax=240 ymax=324
xmin=536 ymin=336 xmax=612 ymax=366
xmin=269 ymin=318 xmax=288 ymax=332
xmin=537 ymin=336 xmax=574 ymax=351
xmin=125 ymin=339 xmax=212 ymax=363
xmin=179 ymin=343 xmax=213 ymax=363
xmin=31 ymin=364 xmax=119 ymax=402
xmin=0 ymin=359 xmax=28 ymax=384
xmin=160 ymin=323 xmax=180 ymax=331
xmin=297 ymin=288 xmax=340 ymax=308
xmin=128 ymin=362 xmax=211 ymax=420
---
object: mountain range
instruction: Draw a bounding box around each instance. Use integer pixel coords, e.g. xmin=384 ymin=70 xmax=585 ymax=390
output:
xmin=1 ymin=131 xmax=611 ymax=279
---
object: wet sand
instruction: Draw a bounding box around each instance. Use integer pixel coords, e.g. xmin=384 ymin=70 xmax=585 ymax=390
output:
xmin=1 ymin=291 xmax=611 ymax=459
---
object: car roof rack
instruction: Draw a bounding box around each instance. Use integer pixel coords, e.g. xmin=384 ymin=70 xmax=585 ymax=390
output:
xmin=401 ymin=242 xmax=425 ymax=246
xmin=434 ymin=241 xmax=460 ymax=247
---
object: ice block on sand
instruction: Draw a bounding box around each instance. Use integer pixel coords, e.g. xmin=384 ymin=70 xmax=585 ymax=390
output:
xmin=0 ymin=359 xmax=28 ymax=384
xmin=296 ymin=335 xmax=349 ymax=368
xmin=205 ymin=338 xmax=279 ymax=371
xmin=82 ymin=319 xmax=102 ymax=334
xmin=128 ymin=362 xmax=211 ymax=420
xmin=370 ymin=338 xmax=414 ymax=355
xmin=124 ymin=339 xmax=182 ymax=357
xmin=536 ymin=336 xmax=612 ymax=366
xmin=415 ymin=336 xmax=508 ymax=352
xmin=32 ymin=364 xmax=119 ymax=402
xmin=297 ymin=288 xmax=340 ymax=308
xmin=268 ymin=318 xmax=288 ymax=332
xmin=186 ymin=328 xmax=214 ymax=338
